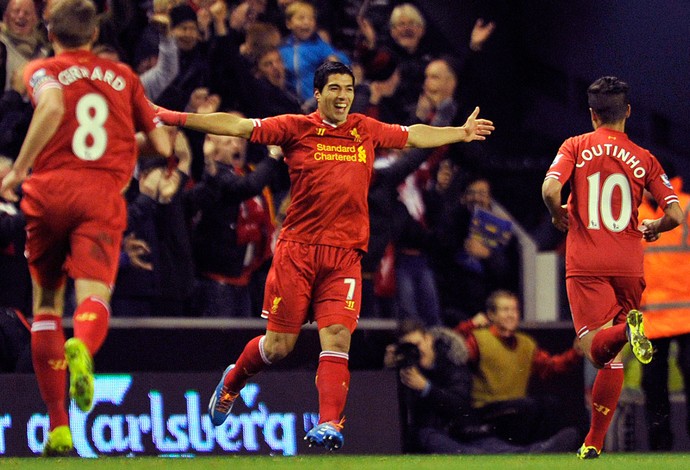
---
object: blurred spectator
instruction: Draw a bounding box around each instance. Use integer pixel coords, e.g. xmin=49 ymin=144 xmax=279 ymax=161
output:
xmin=359 ymin=88 xmax=457 ymax=322
xmin=0 ymin=155 xmax=30 ymax=315
xmin=394 ymin=170 xmax=443 ymax=326
xmin=250 ymin=46 xmax=303 ymax=116
xmin=0 ymin=0 xmax=48 ymax=92
xmin=0 ymin=62 xmax=31 ymax=159
xmin=0 ymin=306 xmax=31 ymax=372
xmin=413 ymin=56 xmax=461 ymax=125
xmin=156 ymin=3 xmax=211 ymax=112
xmin=454 ymin=290 xmax=583 ymax=445
xmin=278 ymin=0 xmax=350 ymax=104
xmin=361 ymin=146 xmax=433 ymax=320
xmin=320 ymin=0 xmax=394 ymax=59
xmin=186 ymin=114 xmax=282 ymax=317
xmin=95 ymin=0 xmax=145 ymax=63
xmin=135 ymin=8 xmax=180 ymax=101
xmin=390 ymin=57 xmax=465 ymax=326
xmin=240 ymin=20 xmax=282 ymax=57
xmin=384 ymin=319 xmax=579 ymax=454
xmin=111 ymin=129 xmax=194 ymax=317
xmin=638 ymin=168 xmax=690 ymax=451
xmin=357 ymin=3 xmax=494 ymax=124
xmin=1 ymin=2 xmax=42 ymax=157
xmin=260 ymin=0 xmax=333 ymax=41
xmin=349 ymin=58 xmax=400 ymax=119
xmin=357 ymin=2 xmax=434 ymax=123
xmin=207 ymin=1 xmax=300 ymax=118
xmin=432 ymin=175 xmax=518 ymax=324
xmin=94 ymin=13 xmax=180 ymax=102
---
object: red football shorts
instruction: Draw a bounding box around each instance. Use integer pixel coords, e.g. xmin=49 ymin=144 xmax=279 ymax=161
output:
xmin=566 ymin=275 xmax=645 ymax=338
xmin=261 ymin=240 xmax=362 ymax=334
xmin=21 ymin=174 xmax=126 ymax=290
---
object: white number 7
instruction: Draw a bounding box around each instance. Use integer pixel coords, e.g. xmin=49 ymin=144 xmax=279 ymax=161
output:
xmin=343 ymin=278 xmax=356 ymax=301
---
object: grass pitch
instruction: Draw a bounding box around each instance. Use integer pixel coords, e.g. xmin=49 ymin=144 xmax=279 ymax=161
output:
xmin=2 ymin=454 xmax=690 ymax=470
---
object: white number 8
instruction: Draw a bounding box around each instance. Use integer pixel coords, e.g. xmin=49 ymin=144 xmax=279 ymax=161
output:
xmin=72 ymin=93 xmax=108 ymax=161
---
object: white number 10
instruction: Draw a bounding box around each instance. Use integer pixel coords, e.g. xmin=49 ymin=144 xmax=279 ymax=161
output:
xmin=586 ymin=172 xmax=632 ymax=233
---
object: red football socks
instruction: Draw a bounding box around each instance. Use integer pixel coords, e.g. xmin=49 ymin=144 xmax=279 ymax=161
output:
xmin=585 ymin=363 xmax=624 ymax=450
xmin=31 ymin=314 xmax=68 ymax=430
xmin=315 ymin=351 xmax=350 ymax=424
xmin=224 ymin=336 xmax=271 ymax=392
xmin=590 ymin=322 xmax=627 ymax=367
xmin=72 ymin=296 xmax=110 ymax=355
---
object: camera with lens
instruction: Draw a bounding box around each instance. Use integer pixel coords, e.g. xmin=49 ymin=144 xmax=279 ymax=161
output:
xmin=391 ymin=341 xmax=421 ymax=368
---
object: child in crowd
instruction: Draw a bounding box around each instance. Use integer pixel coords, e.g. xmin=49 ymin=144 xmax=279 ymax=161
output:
xmin=279 ymin=0 xmax=350 ymax=103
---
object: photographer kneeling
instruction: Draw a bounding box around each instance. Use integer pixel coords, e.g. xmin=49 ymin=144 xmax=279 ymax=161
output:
xmin=385 ymin=320 xmax=578 ymax=454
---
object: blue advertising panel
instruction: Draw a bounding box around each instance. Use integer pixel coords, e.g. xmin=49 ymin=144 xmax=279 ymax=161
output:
xmin=0 ymin=371 xmax=401 ymax=457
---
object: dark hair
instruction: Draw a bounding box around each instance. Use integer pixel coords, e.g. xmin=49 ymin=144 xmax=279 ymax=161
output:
xmin=587 ymin=76 xmax=630 ymax=124
xmin=313 ymin=61 xmax=355 ymax=93
xmin=169 ymin=4 xmax=198 ymax=28
xmin=48 ymin=0 xmax=98 ymax=48
xmin=396 ymin=318 xmax=426 ymax=339
xmin=459 ymin=171 xmax=490 ymax=192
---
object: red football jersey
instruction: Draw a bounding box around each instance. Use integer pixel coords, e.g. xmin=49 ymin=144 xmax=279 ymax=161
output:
xmin=250 ymin=111 xmax=409 ymax=251
xmin=545 ymin=127 xmax=679 ymax=276
xmin=23 ymin=50 xmax=159 ymax=191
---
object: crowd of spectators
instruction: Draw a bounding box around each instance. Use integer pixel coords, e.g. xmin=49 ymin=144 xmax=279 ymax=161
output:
xmin=0 ymin=0 xmax=519 ymax=326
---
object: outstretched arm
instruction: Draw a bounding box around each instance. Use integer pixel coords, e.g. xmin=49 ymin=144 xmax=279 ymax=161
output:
xmin=155 ymin=106 xmax=255 ymax=139
xmin=405 ymin=106 xmax=494 ymax=148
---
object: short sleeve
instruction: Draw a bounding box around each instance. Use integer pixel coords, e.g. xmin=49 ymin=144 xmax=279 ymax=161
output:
xmin=646 ymin=157 xmax=680 ymax=210
xmin=545 ymin=138 xmax=576 ymax=184
xmin=365 ymin=116 xmax=409 ymax=149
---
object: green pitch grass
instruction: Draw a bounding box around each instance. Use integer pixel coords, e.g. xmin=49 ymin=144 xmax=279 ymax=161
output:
xmin=2 ymin=454 xmax=690 ymax=470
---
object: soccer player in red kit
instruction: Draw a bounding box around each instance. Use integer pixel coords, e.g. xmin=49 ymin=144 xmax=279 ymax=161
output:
xmin=156 ymin=60 xmax=494 ymax=450
xmin=542 ymin=76 xmax=683 ymax=459
xmin=0 ymin=0 xmax=172 ymax=456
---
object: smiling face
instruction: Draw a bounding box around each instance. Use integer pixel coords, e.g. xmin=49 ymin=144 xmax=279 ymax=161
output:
xmin=390 ymin=13 xmax=424 ymax=54
xmin=285 ymin=2 xmax=316 ymax=41
xmin=314 ymin=73 xmax=354 ymax=125
xmin=4 ymin=0 xmax=39 ymax=37
xmin=172 ymin=20 xmax=200 ymax=52
xmin=488 ymin=293 xmax=521 ymax=337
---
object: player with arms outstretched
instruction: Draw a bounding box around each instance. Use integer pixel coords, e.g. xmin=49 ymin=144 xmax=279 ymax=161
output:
xmin=542 ymin=76 xmax=683 ymax=459
xmin=0 ymin=0 xmax=172 ymax=456
xmin=156 ymin=60 xmax=494 ymax=450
